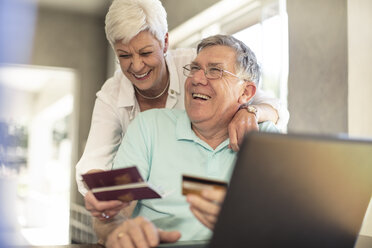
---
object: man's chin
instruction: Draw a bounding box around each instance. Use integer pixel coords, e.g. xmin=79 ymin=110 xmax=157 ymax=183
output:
xmin=189 ymin=116 xmax=211 ymax=126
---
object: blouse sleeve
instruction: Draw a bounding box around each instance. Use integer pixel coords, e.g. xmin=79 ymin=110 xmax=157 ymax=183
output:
xmin=75 ymin=96 xmax=124 ymax=196
xmin=251 ymin=88 xmax=290 ymax=131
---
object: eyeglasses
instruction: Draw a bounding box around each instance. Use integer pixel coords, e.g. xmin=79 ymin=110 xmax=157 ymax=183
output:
xmin=183 ymin=64 xmax=240 ymax=80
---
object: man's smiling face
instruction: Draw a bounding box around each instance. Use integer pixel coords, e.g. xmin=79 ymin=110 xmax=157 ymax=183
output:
xmin=185 ymin=45 xmax=247 ymax=128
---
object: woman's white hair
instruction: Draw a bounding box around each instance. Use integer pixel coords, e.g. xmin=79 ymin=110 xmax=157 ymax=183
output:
xmin=105 ymin=0 xmax=168 ymax=47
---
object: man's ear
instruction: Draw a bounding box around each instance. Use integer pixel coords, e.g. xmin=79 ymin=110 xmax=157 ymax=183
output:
xmin=163 ymin=33 xmax=169 ymax=54
xmin=238 ymin=81 xmax=256 ymax=105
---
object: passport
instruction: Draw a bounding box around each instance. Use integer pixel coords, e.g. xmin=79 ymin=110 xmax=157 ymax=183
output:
xmin=82 ymin=166 xmax=163 ymax=201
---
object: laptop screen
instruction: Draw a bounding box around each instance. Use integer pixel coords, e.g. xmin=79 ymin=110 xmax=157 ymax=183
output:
xmin=210 ymin=133 xmax=372 ymax=248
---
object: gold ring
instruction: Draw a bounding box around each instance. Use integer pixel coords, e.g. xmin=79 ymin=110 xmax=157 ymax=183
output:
xmin=117 ymin=232 xmax=124 ymax=239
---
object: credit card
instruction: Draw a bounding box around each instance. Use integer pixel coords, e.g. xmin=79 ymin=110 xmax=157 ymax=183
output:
xmin=182 ymin=175 xmax=228 ymax=196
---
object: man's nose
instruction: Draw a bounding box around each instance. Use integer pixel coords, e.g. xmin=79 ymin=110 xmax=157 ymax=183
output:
xmin=192 ymin=69 xmax=208 ymax=85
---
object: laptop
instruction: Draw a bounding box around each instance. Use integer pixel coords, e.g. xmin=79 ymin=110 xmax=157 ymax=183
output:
xmin=159 ymin=133 xmax=372 ymax=248
xmin=210 ymin=132 xmax=372 ymax=248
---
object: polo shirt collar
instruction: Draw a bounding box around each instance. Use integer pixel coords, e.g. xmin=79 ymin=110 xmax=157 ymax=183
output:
xmin=176 ymin=111 xmax=230 ymax=152
xmin=176 ymin=111 xmax=195 ymax=141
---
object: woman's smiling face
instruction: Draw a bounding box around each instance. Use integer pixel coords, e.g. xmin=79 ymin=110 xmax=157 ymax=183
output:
xmin=114 ymin=30 xmax=168 ymax=92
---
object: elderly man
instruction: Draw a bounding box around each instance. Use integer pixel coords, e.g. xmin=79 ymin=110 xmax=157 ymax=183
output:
xmin=94 ymin=34 xmax=278 ymax=247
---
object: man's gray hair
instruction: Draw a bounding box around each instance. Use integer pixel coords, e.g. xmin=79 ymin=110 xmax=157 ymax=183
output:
xmin=197 ymin=35 xmax=260 ymax=86
xmin=105 ymin=0 xmax=168 ymax=48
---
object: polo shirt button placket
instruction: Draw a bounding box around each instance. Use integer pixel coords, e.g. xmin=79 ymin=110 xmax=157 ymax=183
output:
xmin=207 ymin=152 xmax=217 ymax=176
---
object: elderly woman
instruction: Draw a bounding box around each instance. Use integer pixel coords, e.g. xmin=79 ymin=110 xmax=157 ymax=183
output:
xmin=76 ymin=0 xmax=289 ymax=219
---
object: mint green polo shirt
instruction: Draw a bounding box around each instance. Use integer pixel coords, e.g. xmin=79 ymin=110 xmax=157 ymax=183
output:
xmin=113 ymin=109 xmax=278 ymax=241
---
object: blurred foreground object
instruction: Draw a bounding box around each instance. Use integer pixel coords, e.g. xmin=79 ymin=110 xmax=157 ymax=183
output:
xmin=0 ymin=0 xmax=37 ymax=64
xmin=1 ymin=0 xmax=37 ymax=246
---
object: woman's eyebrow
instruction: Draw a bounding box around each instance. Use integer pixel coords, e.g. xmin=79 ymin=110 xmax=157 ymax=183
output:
xmin=116 ymin=49 xmax=129 ymax=54
xmin=116 ymin=45 xmax=154 ymax=54
xmin=138 ymin=45 xmax=154 ymax=52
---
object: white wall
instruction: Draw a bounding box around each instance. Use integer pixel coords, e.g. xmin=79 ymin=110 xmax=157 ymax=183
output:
xmin=348 ymin=0 xmax=372 ymax=237
xmin=348 ymin=0 xmax=372 ymax=138
xmin=287 ymin=0 xmax=348 ymax=135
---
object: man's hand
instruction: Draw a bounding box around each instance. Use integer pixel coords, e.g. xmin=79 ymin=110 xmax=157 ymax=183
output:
xmin=105 ymin=216 xmax=181 ymax=248
xmin=85 ymin=191 xmax=129 ymax=221
xmin=228 ymin=108 xmax=258 ymax=152
xmin=186 ymin=188 xmax=226 ymax=230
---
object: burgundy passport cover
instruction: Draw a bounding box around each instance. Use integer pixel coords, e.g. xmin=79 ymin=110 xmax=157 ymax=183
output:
xmin=82 ymin=166 xmax=161 ymax=201
xmin=93 ymin=186 xmax=161 ymax=201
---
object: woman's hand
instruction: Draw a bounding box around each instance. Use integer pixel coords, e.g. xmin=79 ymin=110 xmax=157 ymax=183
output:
xmin=85 ymin=191 xmax=129 ymax=221
xmin=186 ymin=188 xmax=227 ymax=230
xmin=228 ymin=108 xmax=258 ymax=152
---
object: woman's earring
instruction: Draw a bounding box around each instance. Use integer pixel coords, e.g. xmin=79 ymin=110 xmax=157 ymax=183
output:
xmin=163 ymin=52 xmax=167 ymax=58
